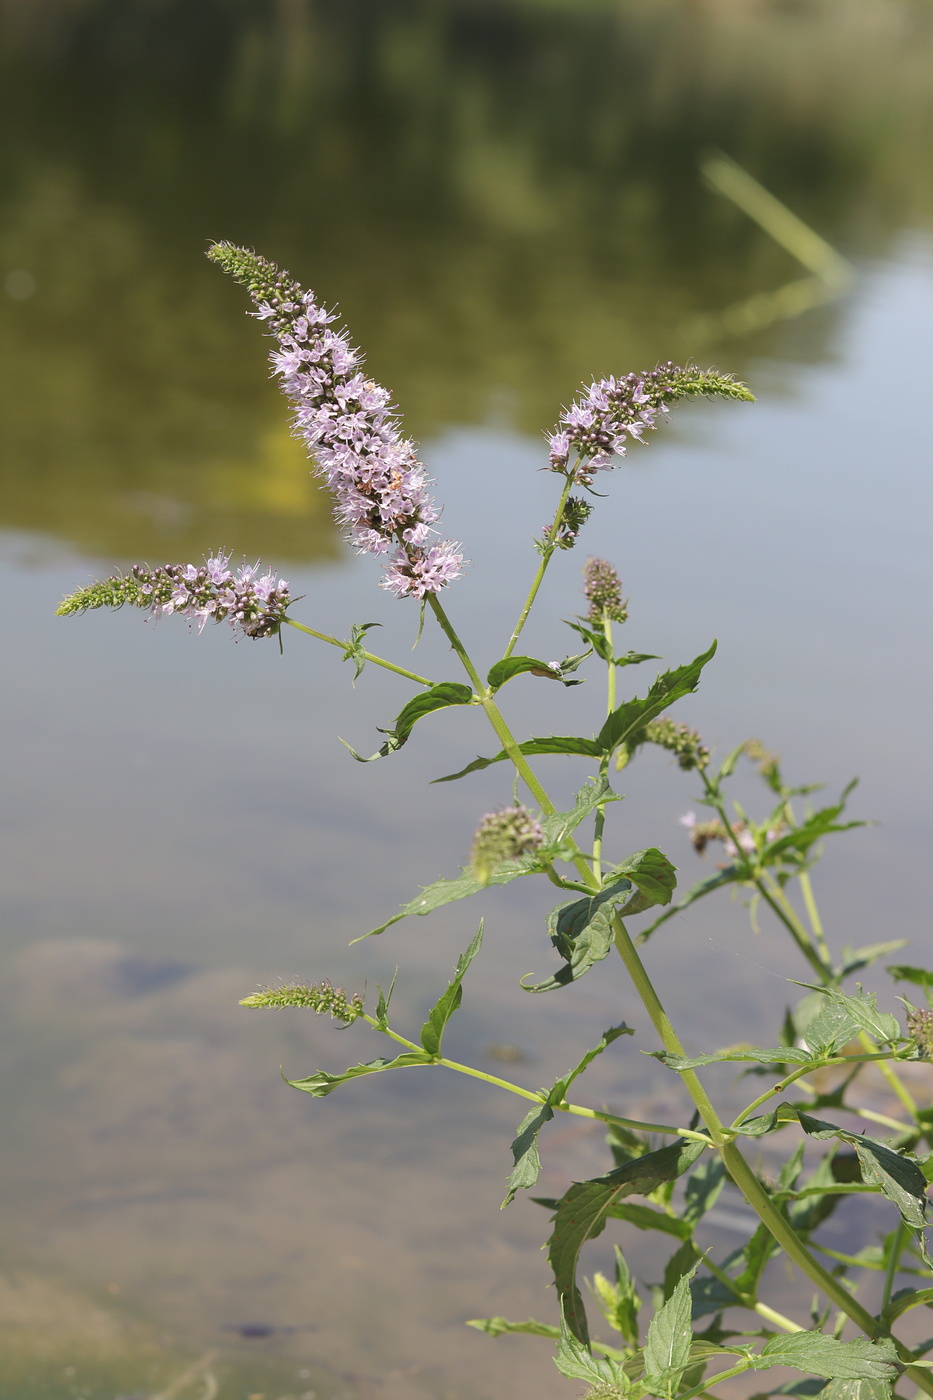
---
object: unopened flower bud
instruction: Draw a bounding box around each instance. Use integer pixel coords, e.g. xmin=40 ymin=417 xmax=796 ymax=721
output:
xmin=240 ymin=980 xmax=365 ymax=1022
xmin=583 ymin=557 xmax=628 ymax=625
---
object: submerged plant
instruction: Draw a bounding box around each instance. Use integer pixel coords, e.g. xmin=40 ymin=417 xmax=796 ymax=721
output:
xmin=59 ymin=246 xmax=932 ymax=1400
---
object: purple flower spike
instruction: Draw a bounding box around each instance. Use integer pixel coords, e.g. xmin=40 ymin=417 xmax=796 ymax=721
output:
xmin=208 ymin=243 xmax=463 ymax=600
xmin=547 ymin=362 xmax=754 ymax=483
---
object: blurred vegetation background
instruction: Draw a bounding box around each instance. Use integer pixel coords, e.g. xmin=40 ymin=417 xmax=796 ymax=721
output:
xmin=1 ymin=0 xmax=931 ymax=560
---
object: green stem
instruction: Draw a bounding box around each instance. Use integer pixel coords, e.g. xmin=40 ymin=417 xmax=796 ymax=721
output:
xmin=675 ymin=1362 xmax=752 ymax=1400
xmin=732 ymin=1054 xmax=903 ymax=1129
xmin=502 ymin=471 xmax=576 ymax=659
xmin=701 ymin=1256 xmax=804 ymax=1333
xmin=284 ymin=616 xmax=435 ymax=687
xmin=882 ymin=1222 xmax=908 ymax=1313
xmin=609 ymin=920 xmax=933 ymax=1392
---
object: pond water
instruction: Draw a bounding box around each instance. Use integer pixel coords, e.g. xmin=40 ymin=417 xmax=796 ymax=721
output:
xmin=1 ymin=3 xmax=932 ymax=1398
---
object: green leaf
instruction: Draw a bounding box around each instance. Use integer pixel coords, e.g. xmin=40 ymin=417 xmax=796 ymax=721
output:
xmin=608 ymin=848 xmax=678 ymax=915
xmin=523 ymin=882 xmax=633 ymax=993
xmin=690 ymin=1275 xmax=741 ymax=1320
xmin=837 ymin=941 xmax=907 ymax=979
xmin=642 ymin=1260 xmax=699 ymax=1396
xmin=340 ymin=620 xmax=382 ymax=683
xmin=343 ymin=681 xmax=474 ymax=761
xmin=486 ymin=654 xmax=587 ymax=692
xmin=733 ymin=1222 xmax=779 ymax=1297
xmin=555 ymin=1307 xmax=629 ymax=1388
xmin=363 ymin=855 xmax=539 ymax=939
xmin=373 ymin=969 xmax=397 ymax=1030
xmin=683 ymin=1155 xmax=727 ymax=1225
xmin=501 ymin=1023 xmax=633 ymax=1207
xmin=607 ymin=1202 xmax=692 ymax=1239
xmin=419 ymin=923 xmax=483 ymax=1056
xmin=465 ymin=1315 xmax=560 ymax=1340
xmin=591 ymin=1244 xmax=642 ymax=1348
xmin=887 ymin=965 xmax=933 ymax=1012
xmin=852 ymin=1138 xmax=928 ymax=1230
xmin=882 ymin=1285 xmax=933 ymax=1325
xmin=751 ymin=1333 xmax=901 ymax=1381
xmin=539 ymin=774 xmax=619 ymax=850
xmin=761 ymin=782 xmax=864 ymax=864
xmin=802 ymin=999 xmax=861 ymax=1057
xmin=433 ymin=733 xmax=603 ymax=782
xmin=800 ymin=986 xmax=901 ymax=1048
xmin=502 ymin=1102 xmax=554 ymax=1209
xmin=547 ymin=1137 xmax=706 ymax=1345
xmin=819 ymin=1379 xmax=893 ymax=1400
xmin=796 ymin=1113 xmax=929 ymax=1235
xmin=286 ymin=1050 xmax=433 ymax=1097
xmin=597 ymin=642 xmax=717 ymax=756
xmin=655 ymin=1047 xmax=812 ymax=1071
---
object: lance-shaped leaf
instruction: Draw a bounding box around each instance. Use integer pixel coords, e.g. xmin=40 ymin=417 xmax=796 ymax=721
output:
xmin=466 ymin=1316 xmax=560 ymax=1340
xmin=343 ymin=681 xmax=474 ymax=762
xmin=749 ymin=1334 xmax=901 ymax=1381
xmin=655 ymin=1046 xmax=813 ymax=1071
xmin=433 ymin=734 xmax=602 ymax=783
xmin=642 ymin=1261 xmax=699 ymax=1397
xmin=796 ymin=985 xmax=901 ymax=1049
xmin=486 ymin=652 xmax=589 ymax=692
xmin=363 ymin=853 xmax=540 ymax=939
xmin=608 ymin=848 xmax=678 ymax=916
xmin=555 ymin=1306 xmax=631 ymax=1387
xmin=419 ymin=923 xmax=483 ymax=1057
xmin=523 ymin=882 xmax=633 ymax=993
xmin=596 ymin=642 xmax=717 ymax=757
xmin=547 ymin=1136 xmax=706 ymax=1345
xmin=820 ymin=1379 xmax=893 ymax=1400
xmin=761 ymin=781 xmax=864 ymax=864
xmin=539 ymin=774 xmax=619 ymax=851
xmin=797 ymin=1112 xmax=929 ymax=1235
xmin=502 ymin=1024 xmax=633 ymax=1207
xmin=837 ymin=940 xmax=907 ymax=979
xmin=564 ymin=619 xmax=660 ymax=669
xmin=286 ymin=1050 xmax=433 ymax=1097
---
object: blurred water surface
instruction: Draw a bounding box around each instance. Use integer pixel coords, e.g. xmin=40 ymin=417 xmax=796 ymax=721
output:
xmin=1 ymin=3 xmax=932 ymax=1398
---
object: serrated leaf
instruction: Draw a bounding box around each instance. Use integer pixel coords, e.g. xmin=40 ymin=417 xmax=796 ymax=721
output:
xmin=502 ymin=1023 xmax=633 ymax=1207
xmin=655 ymin=1047 xmax=812 ymax=1071
xmin=364 ymin=855 xmax=539 ymax=938
xmin=343 ymin=681 xmax=474 ymax=761
xmin=523 ymin=883 xmax=632 ymax=992
xmin=802 ymin=999 xmax=861 ymax=1056
xmin=419 ymin=923 xmax=483 ymax=1056
xmin=539 ymin=774 xmax=619 ymax=850
xmin=286 ymin=1050 xmax=433 ymax=1097
xmin=643 ymin=1260 xmax=699 ymax=1395
xmin=795 ymin=1114 xmax=928 ymax=1238
xmin=751 ymin=1333 xmax=900 ymax=1381
xmin=733 ymin=1222 xmax=779 ymax=1297
xmin=547 ymin=1137 xmax=706 ymax=1345
xmin=597 ymin=642 xmax=717 ymax=755
xmin=802 ymin=987 xmax=901 ymax=1048
xmin=433 ymin=733 xmax=603 ymax=782
xmin=853 ymin=1138 xmax=928 ymax=1230
xmin=555 ymin=1307 xmax=629 ymax=1387
xmin=820 ymin=1379 xmax=893 ymax=1400
xmin=486 ymin=653 xmax=587 ymax=692
xmin=608 ymin=848 xmax=677 ymax=915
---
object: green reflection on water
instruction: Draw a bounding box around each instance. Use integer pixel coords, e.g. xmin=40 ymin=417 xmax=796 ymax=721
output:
xmin=1 ymin=0 xmax=932 ymax=561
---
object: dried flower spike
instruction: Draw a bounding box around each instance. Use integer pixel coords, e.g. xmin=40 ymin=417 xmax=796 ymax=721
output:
xmin=208 ymin=243 xmax=463 ymax=600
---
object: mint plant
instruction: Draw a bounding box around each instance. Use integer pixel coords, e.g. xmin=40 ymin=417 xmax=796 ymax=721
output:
xmin=58 ymin=245 xmax=932 ymax=1400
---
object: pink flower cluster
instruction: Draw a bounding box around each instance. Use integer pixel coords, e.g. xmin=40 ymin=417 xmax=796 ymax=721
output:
xmin=209 ymin=244 xmax=462 ymax=600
